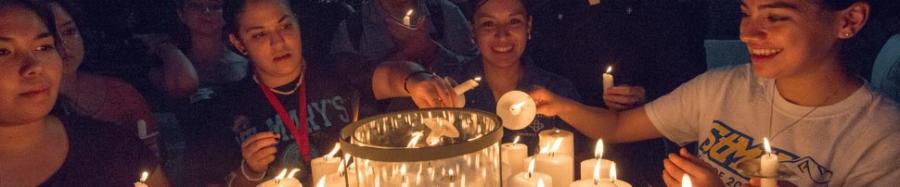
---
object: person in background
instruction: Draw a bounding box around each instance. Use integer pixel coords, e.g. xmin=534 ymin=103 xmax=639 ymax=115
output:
xmin=46 ymin=0 xmax=160 ymax=154
xmin=173 ymin=0 xmax=248 ymax=93
xmin=527 ymin=0 xmax=899 ymax=186
xmin=0 ymin=0 xmax=167 ymax=185
xmin=182 ymin=0 xmax=368 ymax=185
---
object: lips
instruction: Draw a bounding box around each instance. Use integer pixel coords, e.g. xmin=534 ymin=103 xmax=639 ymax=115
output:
xmin=748 ymin=48 xmax=782 ymax=62
xmin=491 ymin=44 xmax=514 ymax=53
xmin=20 ymin=84 xmax=50 ymax=97
xmin=273 ymin=53 xmax=292 ymax=62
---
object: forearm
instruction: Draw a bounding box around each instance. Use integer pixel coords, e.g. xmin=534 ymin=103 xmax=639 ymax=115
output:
xmin=227 ymin=165 xmax=265 ymax=187
xmin=556 ymin=98 xmax=662 ymax=143
xmin=372 ymin=61 xmax=429 ymax=99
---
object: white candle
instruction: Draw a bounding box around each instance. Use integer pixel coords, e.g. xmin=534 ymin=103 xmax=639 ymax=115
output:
xmin=602 ymin=66 xmax=614 ymax=91
xmin=134 ymin=171 xmax=149 ymax=187
xmin=682 ymin=174 xmax=692 ymax=187
xmin=137 ymin=120 xmax=147 ymax=138
xmin=760 ymin=138 xmax=778 ymax=187
xmin=454 ymin=76 xmax=482 ymax=95
xmin=509 ymin=159 xmax=553 ymax=187
xmin=588 ymin=0 xmax=601 ymax=6
xmin=579 ymin=140 xmax=613 ymax=180
xmin=502 ymin=136 xmax=528 ymax=177
xmin=258 ymin=169 xmax=303 ymax=187
xmin=510 ymin=101 xmax=526 ymax=116
xmin=538 ymin=129 xmax=574 ymax=158
xmin=532 ymin=138 xmax=574 ymax=187
xmin=312 ymin=144 xmax=342 ymax=185
xmin=402 ymin=9 xmax=415 ymax=27
xmin=571 ymin=163 xmax=632 ymax=187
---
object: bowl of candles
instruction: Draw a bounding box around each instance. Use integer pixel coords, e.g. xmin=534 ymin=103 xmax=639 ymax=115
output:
xmin=339 ymin=108 xmax=503 ymax=187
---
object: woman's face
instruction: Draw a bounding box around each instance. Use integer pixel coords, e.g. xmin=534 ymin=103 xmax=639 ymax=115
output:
xmin=49 ymin=3 xmax=83 ymax=75
xmin=228 ymin=0 xmax=303 ymax=79
xmin=0 ymin=5 xmax=63 ymax=125
xmin=473 ymin=0 xmax=530 ymax=69
xmin=739 ymin=0 xmax=846 ymax=79
xmin=179 ymin=0 xmax=225 ymax=35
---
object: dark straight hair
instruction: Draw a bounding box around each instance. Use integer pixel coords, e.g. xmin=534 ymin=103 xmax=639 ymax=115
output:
xmin=222 ymin=0 xmax=294 ymax=35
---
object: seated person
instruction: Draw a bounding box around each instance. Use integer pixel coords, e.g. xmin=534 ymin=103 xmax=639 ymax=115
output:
xmin=526 ymin=0 xmax=899 ymax=186
xmin=182 ymin=0 xmax=369 ymax=185
xmin=0 ymin=0 xmax=166 ymax=185
xmin=47 ymin=0 xmax=159 ymax=152
xmin=173 ymin=0 xmax=248 ymax=91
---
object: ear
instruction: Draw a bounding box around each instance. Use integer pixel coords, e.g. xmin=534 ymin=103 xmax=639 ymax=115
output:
xmin=228 ymin=33 xmax=247 ymax=55
xmin=836 ymin=2 xmax=869 ymax=38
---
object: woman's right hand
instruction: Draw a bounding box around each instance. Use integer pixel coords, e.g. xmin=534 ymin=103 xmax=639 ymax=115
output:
xmin=240 ymin=131 xmax=280 ymax=175
xmin=407 ymin=75 xmax=459 ymax=108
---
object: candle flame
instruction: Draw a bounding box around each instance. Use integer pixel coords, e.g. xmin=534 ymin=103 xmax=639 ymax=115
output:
xmin=610 ymin=162 xmax=617 ymax=181
xmin=594 ymin=139 xmax=604 ymax=158
xmin=606 ymin=66 xmax=613 ymax=74
xmin=527 ymin=158 xmax=536 ymax=177
xmin=140 ymin=171 xmax=149 ymax=182
xmin=275 ymin=169 xmax=288 ymax=180
xmin=405 ymin=9 xmax=414 ymax=17
xmin=316 ymin=176 xmax=327 ymax=187
xmin=512 ymin=136 xmax=521 ymax=144
xmin=682 ymin=174 xmax=692 ymax=187
xmin=325 ymin=143 xmax=341 ymax=159
xmin=288 ymin=168 xmax=301 ymax=179
xmin=408 ymin=131 xmax=424 ymax=148
xmin=537 ymin=178 xmax=545 ymax=187
xmin=592 ymin=159 xmax=602 ymax=183
xmin=763 ymin=137 xmax=772 ymax=154
xmin=550 ymin=138 xmax=564 ymax=153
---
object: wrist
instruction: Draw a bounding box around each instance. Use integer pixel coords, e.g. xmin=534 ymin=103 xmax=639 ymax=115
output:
xmin=403 ymin=70 xmax=435 ymax=95
xmin=240 ymin=160 xmax=266 ymax=181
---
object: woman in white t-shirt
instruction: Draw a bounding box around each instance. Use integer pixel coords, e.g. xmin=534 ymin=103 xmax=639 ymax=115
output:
xmin=528 ymin=0 xmax=899 ymax=186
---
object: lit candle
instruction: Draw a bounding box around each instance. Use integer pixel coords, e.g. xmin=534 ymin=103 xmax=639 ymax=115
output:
xmin=569 ymin=160 xmax=612 ymax=187
xmin=454 ymin=76 xmax=482 ymax=95
xmin=510 ymin=101 xmax=526 ymax=116
xmin=312 ymin=144 xmax=342 ymax=185
xmin=760 ymin=138 xmax=778 ymax=187
xmin=532 ymin=138 xmax=574 ymax=187
xmin=134 ymin=171 xmax=149 ymax=187
xmin=602 ymin=66 xmax=614 ymax=91
xmin=682 ymin=174 xmax=692 ymax=187
xmin=538 ymin=129 xmax=574 ymax=158
xmin=502 ymin=136 xmax=528 ymax=182
xmin=258 ymin=169 xmax=303 ymax=187
xmin=509 ymin=159 xmax=553 ymax=187
xmin=402 ymin=9 xmax=415 ymax=27
xmin=579 ymin=140 xmax=613 ymax=180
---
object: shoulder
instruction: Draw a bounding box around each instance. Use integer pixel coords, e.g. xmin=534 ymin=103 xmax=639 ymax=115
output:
xmin=63 ymin=116 xmax=140 ymax=145
xmin=88 ymin=74 xmax=144 ymax=97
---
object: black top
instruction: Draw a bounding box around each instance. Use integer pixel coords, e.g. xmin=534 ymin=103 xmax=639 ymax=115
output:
xmin=40 ymin=116 xmax=158 ymax=187
xmin=183 ymin=62 xmax=366 ymax=186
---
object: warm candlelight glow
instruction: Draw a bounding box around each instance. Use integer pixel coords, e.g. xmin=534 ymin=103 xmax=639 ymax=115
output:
xmin=537 ymin=178 xmax=546 ymax=187
xmin=275 ymin=169 xmax=288 ymax=180
xmin=610 ymin=162 xmax=617 ymax=181
xmin=527 ymin=158 xmax=536 ymax=177
xmin=592 ymin=158 xmax=602 ymax=183
xmin=325 ymin=143 xmax=341 ymax=159
xmin=404 ymin=9 xmax=414 ymax=18
xmin=288 ymin=168 xmax=301 ymax=179
xmin=512 ymin=136 xmax=521 ymax=144
xmin=408 ymin=131 xmax=424 ymax=148
xmin=763 ymin=137 xmax=772 ymax=154
xmin=606 ymin=66 xmax=613 ymax=74
xmin=550 ymin=138 xmax=564 ymax=154
xmin=474 ymin=76 xmax=482 ymax=81
xmin=510 ymin=101 xmax=527 ymax=115
xmin=140 ymin=171 xmax=149 ymax=182
xmin=594 ymin=139 xmax=604 ymax=158
xmin=316 ymin=176 xmax=327 ymax=187
xmin=682 ymin=174 xmax=692 ymax=187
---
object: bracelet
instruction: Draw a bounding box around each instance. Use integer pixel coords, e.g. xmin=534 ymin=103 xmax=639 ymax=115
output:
xmin=240 ymin=160 xmax=266 ymax=181
xmin=403 ymin=70 xmax=434 ymax=94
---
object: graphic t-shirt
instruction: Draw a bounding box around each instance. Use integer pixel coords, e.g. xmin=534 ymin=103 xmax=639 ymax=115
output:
xmin=184 ymin=62 xmax=362 ymax=186
xmin=645 ymin=64 xmax=900 ymax=186
xmin=40 ymin=116 xmax=159 ymax=186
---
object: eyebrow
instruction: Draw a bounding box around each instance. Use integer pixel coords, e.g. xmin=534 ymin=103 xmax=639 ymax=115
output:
xmin=742 ymin=1 xmax=799 ymax=10
xmin=0 ymin=32 xmax=53 ymax=42
xmin=60 ymin=20 xmax=75 ymax=27
xmin=243 ymin=15 xmax=290 ymax=33
xmin=475 ymin=10 xmax=526 ymax=21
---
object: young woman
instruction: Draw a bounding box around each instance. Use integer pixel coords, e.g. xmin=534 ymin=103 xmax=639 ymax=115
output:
xmin=174 ymin=0 xmax=247 ymax=88
xmin=47 ymin=0 xmax=159 ymax=151
xmin=183 ymin=0 xmax=364 ymax=186
xmin=0 ymin=0 xmax=167 ymax=185
xmin=529 ymin=0 xmax=899 ymax=186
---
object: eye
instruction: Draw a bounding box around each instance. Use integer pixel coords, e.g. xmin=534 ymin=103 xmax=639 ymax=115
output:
xmin=510 ymin=18 xmax=523 ymax=25
xmin=281 ymin=23 xmax=293 ymax=30
xmin=480 ymin=21 xmax=495 ymax=28
xmin=251 ymin=32 xmax=267 ymax=39
xmin=35 ymin=45 xmax=55 ymax=52
xmin=767 ymin=15 xmax=789 ymax=22
xmin=0 ymin=48 xmax=10 ymax=56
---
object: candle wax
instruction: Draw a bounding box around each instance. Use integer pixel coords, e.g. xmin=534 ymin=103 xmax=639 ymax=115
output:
xmin=578 ymin=159 xmax=613 ymax=181
xmin=508 ymin=171 xmax=553 ymax=187
xmin=538 ymin=129 xmax=575 ymax=158
xmin=312 ymin=157 xmax=342 ymax=185
xmin=531 ymin=154 xmax=574 ymax=187
xmin=502 ymin=143 xmax=528 ymax=175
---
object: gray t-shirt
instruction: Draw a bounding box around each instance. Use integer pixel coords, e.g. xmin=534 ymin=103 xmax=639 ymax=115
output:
xmin=645 ymin=64 xmax=900 ymax=186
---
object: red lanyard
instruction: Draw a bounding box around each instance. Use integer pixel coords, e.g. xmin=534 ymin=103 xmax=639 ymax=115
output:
xmin=257 ymin=77 xmax=311 ymax=161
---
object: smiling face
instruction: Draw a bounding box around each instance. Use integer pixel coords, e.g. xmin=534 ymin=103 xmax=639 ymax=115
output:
xmin=179 ymin=0 xmax=225 ymax=35
xmin=0 ymin=4 xmax=63 ymax=125
xmin=473 ymin=0 xmax=530 ymax=69
xmin=739 ymin=0 xmax=848 ymax=79
xmin=228 ymin=0 xmax=302 ymax=83
xmin=49 ymin=3 xmax=83 ymax=75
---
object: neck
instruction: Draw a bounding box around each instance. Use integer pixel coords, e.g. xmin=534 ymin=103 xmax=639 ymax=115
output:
xmin=483 ymin=60 xmax=524 ymax=99
xmin=775 ymin=62 xmax=861 ymax=106
xmin=189 ymin=32 xmax=224 ymax=68
xmin=0 ymin=117 xmax=52 ymax=153
xmin=256 ymin=68 xmax=303 ymax=89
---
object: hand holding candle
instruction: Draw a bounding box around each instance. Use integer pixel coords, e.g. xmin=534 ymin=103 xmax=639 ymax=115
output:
xmin=402 ymin=9 xmax=415 ymax=27
xmin=602 ymin=66 xmax=614 ymax=91
xmin=760 ymin=138 xmax=778 ymax=187
xmin=452 ymin=76 xmax=481 ymax=107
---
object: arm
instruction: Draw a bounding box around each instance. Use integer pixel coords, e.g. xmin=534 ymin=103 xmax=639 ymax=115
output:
xmin=529 ymin=87 xmax=662 ymax=143
xmin=148 ymin=43 xmax=199 ymax=98
xmin=372 ymin=61 xmax=458 ymax=108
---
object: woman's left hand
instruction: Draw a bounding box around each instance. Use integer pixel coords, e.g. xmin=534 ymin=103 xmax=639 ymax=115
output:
xmin=603 ymin=85 xmax=646 ymax=111
xmin=663 ymin=148 xmax=725 ymax=187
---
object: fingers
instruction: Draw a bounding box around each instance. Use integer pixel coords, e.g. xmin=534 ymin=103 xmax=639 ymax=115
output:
xmin=663 ymin=157 xmax=687 ymax=182
xmin=240 ymin=132 xmax=279 ymax=149
xmin=662 ymin=169 xmax=681 ymax=187
xmin=604 ymin=91 xmax=641 ymax=105
xmin=668 ymin=153 xmax=711 ymax=177
xmin=433 ymin=78 xmax=455 ymax=107
xmin=680 ymin=148 xmax=712 ymax=168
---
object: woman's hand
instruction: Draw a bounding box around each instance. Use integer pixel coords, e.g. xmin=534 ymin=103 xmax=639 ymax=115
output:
xmin=663 ymin=148 xmax=725 ymax=187
xmin=240 ymin=132 xmax=280 ymax=176
xmin=407 ymin=75 xmax=459 ymax=108
xmin=603 ymin=85 xmax=646 ymax=111
xmin=742 ymin=178 xmax=798 ymax=187
xmin=529 ymin=86 xmax=572 ymax=117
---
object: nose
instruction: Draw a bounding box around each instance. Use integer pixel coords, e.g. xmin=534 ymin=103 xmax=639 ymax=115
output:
xmin=739 ymin=17 xmax=766 ymax=45
xmin=494 ymin=24 xmax=512 ymax=40
xmin=270 ymin=32 xmax=287 ymax=50
xmin=20 ymin=54 xmax=45 ymax=78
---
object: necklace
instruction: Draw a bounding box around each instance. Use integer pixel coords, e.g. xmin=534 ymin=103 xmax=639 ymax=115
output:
xmin=253 ymin=73 xmax=304 ymax=95
xmin=767 ymin=77 xmax=847 ymax=140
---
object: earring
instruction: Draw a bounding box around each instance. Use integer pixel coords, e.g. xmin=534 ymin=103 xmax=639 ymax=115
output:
xmin=240 ymin=49 xmax=248 ymax=55
xmin=842 ymin=33 xmax=852 ymax=38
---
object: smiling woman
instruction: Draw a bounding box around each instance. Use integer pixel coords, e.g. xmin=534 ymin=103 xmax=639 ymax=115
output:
xmin=0 ymin=0 xmax=166 ymax=186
